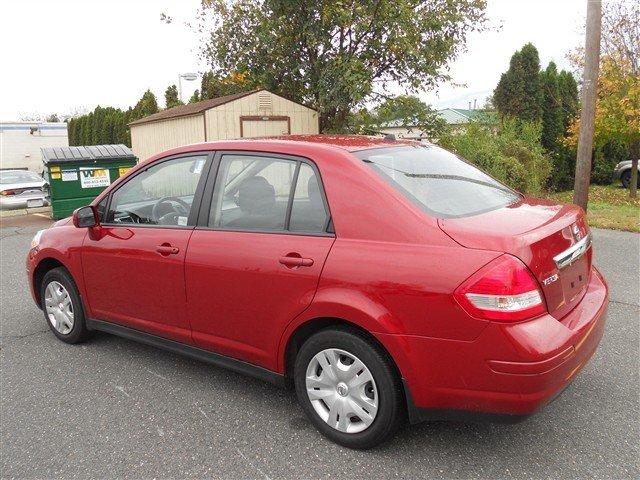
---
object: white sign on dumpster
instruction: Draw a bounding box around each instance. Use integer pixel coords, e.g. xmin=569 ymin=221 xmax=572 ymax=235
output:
xmin=79 ymin=168 xmax=110 ymax=188
xmin=61 ymin=170 xmax=78 ymax=181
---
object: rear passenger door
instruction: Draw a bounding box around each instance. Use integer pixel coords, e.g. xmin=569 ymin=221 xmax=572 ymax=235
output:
xmin=184 ymin=152 xmax=335 ymax=370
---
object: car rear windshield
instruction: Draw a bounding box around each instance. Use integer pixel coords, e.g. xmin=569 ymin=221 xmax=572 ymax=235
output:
xmin=356 ymin=144 xmax=520 ymax=218
xmin=0 ymin=171 xmax=42 ymax=184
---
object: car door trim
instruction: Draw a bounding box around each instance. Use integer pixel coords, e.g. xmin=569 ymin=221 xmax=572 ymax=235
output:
xmin=86 ymin=318 xmax=285 ymax=386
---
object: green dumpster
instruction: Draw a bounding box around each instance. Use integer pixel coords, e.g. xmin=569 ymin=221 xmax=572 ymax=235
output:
xmin=41 ymin=145 xmax=137 ymax=219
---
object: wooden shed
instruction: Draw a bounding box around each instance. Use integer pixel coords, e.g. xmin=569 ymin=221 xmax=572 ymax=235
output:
xmin=129 ymin=89 xmax=319 ymax=161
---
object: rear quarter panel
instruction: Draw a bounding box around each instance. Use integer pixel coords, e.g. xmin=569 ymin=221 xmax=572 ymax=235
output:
xmin=276 ymin=147 xmax=504 ymax=374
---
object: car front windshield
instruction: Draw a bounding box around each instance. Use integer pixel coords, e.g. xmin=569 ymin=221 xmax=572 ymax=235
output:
xmin=0 ymin=171 xmax=42 ymax=184
xmin=356 ymin=144 xmax=521 ymax=218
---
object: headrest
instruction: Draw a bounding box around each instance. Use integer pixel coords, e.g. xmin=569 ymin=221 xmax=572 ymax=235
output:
xmin=236 ymin=176 xmax=275 ymax=214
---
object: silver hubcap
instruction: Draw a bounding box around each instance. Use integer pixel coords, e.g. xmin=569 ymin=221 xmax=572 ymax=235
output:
xmin=44 ymin=281 xmax=74 ymax=335
xmin=305 ymin=348 xmax=378 ymax=434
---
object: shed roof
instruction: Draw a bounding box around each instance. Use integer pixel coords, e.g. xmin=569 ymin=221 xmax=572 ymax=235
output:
xmin=128 ymin=89 xmax=261 ymax=127
xmin=41 ymin=144 xmax=136 ymax=164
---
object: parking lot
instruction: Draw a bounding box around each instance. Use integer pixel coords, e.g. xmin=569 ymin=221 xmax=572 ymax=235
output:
xmin=1 ymin=215 xmax=638 ymax=479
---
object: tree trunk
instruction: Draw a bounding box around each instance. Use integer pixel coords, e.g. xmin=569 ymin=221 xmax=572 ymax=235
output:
xmin=573 ymin=0 xmax=602 ymax=211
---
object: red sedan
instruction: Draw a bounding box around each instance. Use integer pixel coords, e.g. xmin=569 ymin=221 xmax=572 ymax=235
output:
xmin=26 ymin=135 xmax=608 ymax=449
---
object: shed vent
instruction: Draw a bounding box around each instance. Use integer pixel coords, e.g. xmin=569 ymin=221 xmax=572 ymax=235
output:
xmin=258 ymin=92 xmax=272 ymax=112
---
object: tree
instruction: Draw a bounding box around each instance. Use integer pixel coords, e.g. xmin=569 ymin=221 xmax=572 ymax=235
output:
xmin=45 ymin=113 xmax=60 ymax=122
xmin=164 ymin=84 xmax=183 ymax=109
xmin=557 ymin=70 xmax=579 ymax=132
xmin=544 ymin=68 xmax=580 ymax=190
xmin=354 ymin=95 xmax=447 ymax=139
xmin=568 ymin=0 xmax=638 ymax=198
xmin=568 ymin=56 xmax=639 ymax=192
xmin=198 ymin=0 xmax=488 ymax=131
xmin=493 ymin=43 xmax=543 ymax=122
xmin=84 ymin=113 xmax=94 ymax=145
xmin=189 ymin=89 xmax=201 ymax=103
xmin=200 ymin=71 xmax=254 ymax=100
xmin=439 ymin=115 xmax=552 ymax=194
xmin=91 ymin=107 xmax=104 ymax=144
xmin=131 ymin=89 xmax=159 ymax=121
xmin=539 ymin=62 xmax=564 ymax=152
xmin=67 ymin=118 xmax=75 ymax=145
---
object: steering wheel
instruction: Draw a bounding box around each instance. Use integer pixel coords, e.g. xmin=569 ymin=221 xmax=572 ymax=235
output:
xmin=151 ymin=196 xmax=190 ymax=224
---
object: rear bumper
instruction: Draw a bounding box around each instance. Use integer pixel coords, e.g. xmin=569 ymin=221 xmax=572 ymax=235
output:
xmin=0 ymin=195 xmax=49 ymax=210
xmin=382 ymin=267 xmax=608 ymax=421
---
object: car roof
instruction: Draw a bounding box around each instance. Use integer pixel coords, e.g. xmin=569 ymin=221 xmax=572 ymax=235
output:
xmin=173 ymin=134 xmax=418 ymax=154
xmin=257 ymin=134 xmax=419 ymax=152
xmin=139 ymin=134 xmax=422 ymax=169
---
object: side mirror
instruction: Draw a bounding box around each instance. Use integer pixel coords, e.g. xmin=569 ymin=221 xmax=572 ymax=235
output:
xmin=73 ymin=205 xmax=98 ymax=228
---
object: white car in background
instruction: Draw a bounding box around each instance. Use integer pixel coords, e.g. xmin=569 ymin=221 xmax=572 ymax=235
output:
xmin=0 ymin=170 xmax=49 ymax=210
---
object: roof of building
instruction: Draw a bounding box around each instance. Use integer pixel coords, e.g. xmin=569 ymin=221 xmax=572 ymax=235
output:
xmin=437 ymin=108 xmax=489 ymax=124
xmin=129 ymin=90 xmax=261 ymax=127
xmin=41 ymin=144 xmax=136 ymax=164
xmin=0 ymin=122 xmax=67 ymax=131
xmin=376 ymin=109 xmax=490 ymax=129
xmin=129 ymin=89 xmax=319 ymax=127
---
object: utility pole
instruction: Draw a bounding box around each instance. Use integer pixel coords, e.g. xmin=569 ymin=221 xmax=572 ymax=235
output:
xmin=573 ymin=0 xmax=602 ymax=211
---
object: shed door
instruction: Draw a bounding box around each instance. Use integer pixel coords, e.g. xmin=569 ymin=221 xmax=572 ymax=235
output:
xmin=240 ymin=116 xmax=290 ymax=138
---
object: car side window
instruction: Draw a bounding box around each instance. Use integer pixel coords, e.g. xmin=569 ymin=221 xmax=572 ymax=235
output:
xmin=208 ymin=153 xmax=331 ymax=234
xmin=289 ymin=163 xmax=328 ymax=233
xmin=106 ymin=155 xmax=206 ymax=226
xmin=209 ymin=154 xmax=296 ymax=231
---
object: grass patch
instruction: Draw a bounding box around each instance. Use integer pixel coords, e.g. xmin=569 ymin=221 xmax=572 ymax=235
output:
xmin=542 ymin=184 xmax=639 ymax=233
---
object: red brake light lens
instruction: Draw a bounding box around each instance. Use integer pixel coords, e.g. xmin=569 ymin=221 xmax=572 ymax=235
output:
xmin=0 ymin=189 xmax=16 ymax=196
xmin=454 ymin=254 xmax=546 ymax=322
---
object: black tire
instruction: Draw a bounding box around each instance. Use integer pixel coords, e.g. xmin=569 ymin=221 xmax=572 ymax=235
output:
xmin=40 ymin=267 xmax=92 ymax=344
xmin=293 ymin=327 xmax=405 ymax=449
xmin=621 ymin=170 xmax=639 ymax=189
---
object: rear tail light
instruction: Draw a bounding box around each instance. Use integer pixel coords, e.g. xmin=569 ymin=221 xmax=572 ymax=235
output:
xmin=454 ymin=254 xmax=546 ymax=322
xmin=0 ymin=188 xmax=34 ymax=196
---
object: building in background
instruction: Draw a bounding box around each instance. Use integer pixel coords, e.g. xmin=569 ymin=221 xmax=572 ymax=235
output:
xmin=0 ymin=122 xmax=69 ymax=173
xmin=378 ymin=108 xmax=490 ymax=140
xmin=436 ymin=108 xmax=487 ymax=126
xmin=129 ymin=89 xmax=319 ymax=161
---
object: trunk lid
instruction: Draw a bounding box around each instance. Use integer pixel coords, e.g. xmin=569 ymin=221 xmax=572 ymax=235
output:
xmin=439 ymin=196 xmax=592 ymax=319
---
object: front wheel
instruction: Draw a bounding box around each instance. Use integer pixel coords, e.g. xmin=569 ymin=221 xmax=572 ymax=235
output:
xmin=40 ymin=267 xmax=91 ymax=344
xmin=293 ymin=328 xmax=404 ymax=449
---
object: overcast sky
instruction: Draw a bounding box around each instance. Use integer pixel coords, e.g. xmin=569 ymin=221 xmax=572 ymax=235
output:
xmin=0 ymin=0 xmax=589 ymax=121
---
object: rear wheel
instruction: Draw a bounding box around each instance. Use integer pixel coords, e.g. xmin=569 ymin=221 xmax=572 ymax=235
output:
xmin=40 ymin=267 xmax=91 ymax=344
xmin=293 ymin=327 xmax=404 ymax=449
xmin=621 ymin=170 xmax=639 ymax=189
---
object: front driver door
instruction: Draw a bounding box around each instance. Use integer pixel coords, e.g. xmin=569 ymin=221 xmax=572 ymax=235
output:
xmin=82 ymin=153 xmax=210 ymax=344
xmin=185 ymin=152 xmax=335 ymax=370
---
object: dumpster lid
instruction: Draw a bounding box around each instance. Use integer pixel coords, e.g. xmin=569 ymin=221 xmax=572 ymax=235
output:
xmin=41 ymin=145 xmax=136 ymax=164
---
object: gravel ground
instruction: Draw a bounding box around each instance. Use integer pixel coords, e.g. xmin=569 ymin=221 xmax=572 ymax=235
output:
xmin=1 ymin=215 xmax=638 ymax=479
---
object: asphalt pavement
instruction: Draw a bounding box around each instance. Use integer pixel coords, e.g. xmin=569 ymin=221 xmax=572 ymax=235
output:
xmin=1 ymin=215 xmax=638 ymax=479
